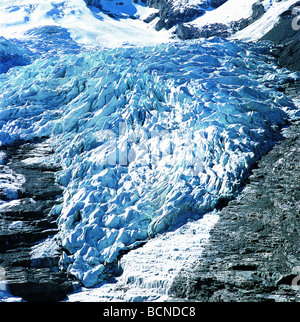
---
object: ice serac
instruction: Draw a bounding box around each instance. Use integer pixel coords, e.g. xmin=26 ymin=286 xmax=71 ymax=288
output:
xmin=0 ymin=37 xmax=31 ymax=74
xmin=0 ymin=29 xmax=299 ymax=288
xmin=84 ymin=0 xmax=228 ymax=34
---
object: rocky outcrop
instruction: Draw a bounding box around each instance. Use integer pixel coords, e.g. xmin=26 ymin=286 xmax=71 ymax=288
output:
xmin=0 ymin=140 xmax=74 ymax=302
xmin=82 ymin=0 xmax=266 ymax=40
xmin=145 ymin=0 xmax=206 ymax=31
xmin=144 ymin=0 xmax=228 ymax=32
xmin=176 ymin=23 xmax=230 ymax=40
xmin=84 ymin=0 xmax=226 ymax=32
xmin=171 ymin=120 xmax=300 ymax=302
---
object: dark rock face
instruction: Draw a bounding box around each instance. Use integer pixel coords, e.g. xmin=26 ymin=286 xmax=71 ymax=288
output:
xmin=144 ymin=0 xmax=227 ymax=32
xmin=0 ymin=140 xmax=74 ymax=302
xmin=146 ymin=0 xmax=205 ymax=31
xmin=171 ymin=121 xmax=300 ymax=302
xmin=177 ymin=23 xmax=230 ymax=40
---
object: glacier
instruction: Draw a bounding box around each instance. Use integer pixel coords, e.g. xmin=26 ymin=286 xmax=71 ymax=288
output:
xmin=0 ymin=26 xmax=299 ymax=292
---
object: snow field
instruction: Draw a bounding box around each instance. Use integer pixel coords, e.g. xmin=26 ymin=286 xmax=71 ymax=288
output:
xmin=0 ymin=0 xmax=170 ymax=47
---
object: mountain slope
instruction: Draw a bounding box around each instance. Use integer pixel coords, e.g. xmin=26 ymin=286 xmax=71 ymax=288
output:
xmin=1 ymin=0 xmax=300 ymax=301
xmin=1 ymin=0 xmax=300 ymax=47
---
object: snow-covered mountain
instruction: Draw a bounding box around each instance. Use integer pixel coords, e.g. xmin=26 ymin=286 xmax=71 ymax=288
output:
xmin=1 ymin=0 xmax=300 ymax=302
xmin=0 ymin=0 xmax=169 ymax=47
xmin=0 ymin=0 xmax=299 ymax=46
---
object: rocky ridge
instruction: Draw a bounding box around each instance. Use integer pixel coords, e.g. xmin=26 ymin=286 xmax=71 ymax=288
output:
xmin=0 ymin=140 xmax=74 ymax=302
xmin=144 ymin=0 xmax=219 ymax=31
xmin=83 ymin=0 xmax=227 ymax=36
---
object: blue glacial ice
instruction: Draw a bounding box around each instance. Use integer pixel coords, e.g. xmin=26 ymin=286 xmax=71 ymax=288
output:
xmin=0 ymin=32 xmax=299 ymax=288
xmin=0 ymin=36 xmax=32 ymax=74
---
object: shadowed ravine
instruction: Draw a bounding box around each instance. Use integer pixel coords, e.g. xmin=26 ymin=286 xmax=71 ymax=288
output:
xmin=0 ymin=140 xmax=74 ymax=302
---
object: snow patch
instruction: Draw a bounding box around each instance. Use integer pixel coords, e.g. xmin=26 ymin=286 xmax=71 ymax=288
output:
xmin=191 ymin=0 xmax=258 ymax=29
